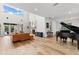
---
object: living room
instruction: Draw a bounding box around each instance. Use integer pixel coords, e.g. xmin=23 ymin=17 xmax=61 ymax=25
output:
xmin=0 ymin=3 xmax=79 ymax=55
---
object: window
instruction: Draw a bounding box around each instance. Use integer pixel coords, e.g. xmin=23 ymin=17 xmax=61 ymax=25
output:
xmin=3 ymin=4 xmax=24 ymax=16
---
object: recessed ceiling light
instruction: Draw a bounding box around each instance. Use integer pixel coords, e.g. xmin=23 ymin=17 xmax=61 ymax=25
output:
xmin=34 ymin=8 xmax=38 ymax=11
xmin=52 ymin=16 xmax=55 ymax=18
xmin=68 ymin=11 xmax=72 ymax=14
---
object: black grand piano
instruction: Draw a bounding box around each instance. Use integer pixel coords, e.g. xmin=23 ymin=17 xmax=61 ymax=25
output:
xmin=60 ymin=22 xmax=79 ymax=49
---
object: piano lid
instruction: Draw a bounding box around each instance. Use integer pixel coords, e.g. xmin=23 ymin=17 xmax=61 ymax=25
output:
xmin=60 ymin=22 xmax=79 ymax=34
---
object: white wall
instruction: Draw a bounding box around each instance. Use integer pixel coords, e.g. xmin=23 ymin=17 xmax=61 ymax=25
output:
xmin=20 ymin=12 xmax=30 ymax=33
xmin=29 ymin=13 xmax=36 ymax=33
xmin=45 ymin=17 xmax=52 ymax=32
xmin=35 ymin=15 xmax=46 ymax=37
xmin=52 ymin=20 xmax=57 ymax=35
xmin=29 ymin=13 xmax=46 ymax=37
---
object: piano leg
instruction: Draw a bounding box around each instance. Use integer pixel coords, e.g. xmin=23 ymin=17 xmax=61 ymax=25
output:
xmin=77 ymin=40 xmax=79 ymax=49
xmin=76 ymin=34 xmax=79 ymax=49
xmin=56 ymin=36 xmax=58 ymax=41
xmin=72 ymin=39 xmax=73 ymax=43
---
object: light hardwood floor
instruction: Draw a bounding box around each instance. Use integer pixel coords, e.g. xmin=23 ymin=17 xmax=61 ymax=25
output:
xmin=0 ymin=36 xmax=79 ymax=55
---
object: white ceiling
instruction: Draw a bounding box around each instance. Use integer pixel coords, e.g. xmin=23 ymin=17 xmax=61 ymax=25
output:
xmin=8 ymin=3 xmax=79 ymax=19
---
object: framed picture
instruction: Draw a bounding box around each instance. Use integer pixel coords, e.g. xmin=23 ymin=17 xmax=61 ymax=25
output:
xmin=46 ymin=23 xmax=49 ymax=28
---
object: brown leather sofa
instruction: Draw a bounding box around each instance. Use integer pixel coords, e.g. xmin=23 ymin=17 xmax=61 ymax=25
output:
xmin=12 ymin=33 xmax=33 ymax=42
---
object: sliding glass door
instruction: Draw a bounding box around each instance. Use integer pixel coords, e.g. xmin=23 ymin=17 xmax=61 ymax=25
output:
xmin=4 ymin=24 xmax=9 ymax=35
xmin=4 ymin=23 xmax=17 ymax=35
